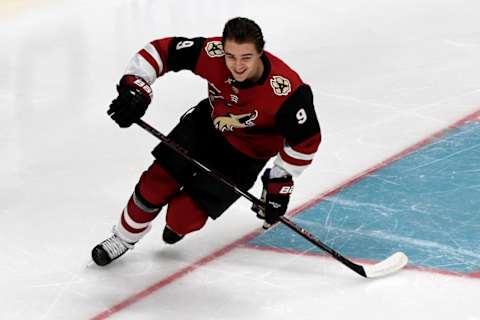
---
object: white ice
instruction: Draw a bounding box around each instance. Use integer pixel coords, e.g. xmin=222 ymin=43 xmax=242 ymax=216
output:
xmin=1 ymin=0 xmax=479 ymax=319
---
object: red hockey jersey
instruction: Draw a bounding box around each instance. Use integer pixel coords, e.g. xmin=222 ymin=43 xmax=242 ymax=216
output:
xmin=124 ymin=36 xmax=321 ymax=176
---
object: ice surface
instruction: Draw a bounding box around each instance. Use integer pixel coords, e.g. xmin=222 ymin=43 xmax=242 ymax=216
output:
xmin=1 ymin=0 xmax=479 ymax=319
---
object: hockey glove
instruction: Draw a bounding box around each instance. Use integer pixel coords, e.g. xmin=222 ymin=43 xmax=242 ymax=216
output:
xmin=253 ymin=168 xmax=293 ymax=229
xmin=108 ymin=75 xmax=152 ymax=128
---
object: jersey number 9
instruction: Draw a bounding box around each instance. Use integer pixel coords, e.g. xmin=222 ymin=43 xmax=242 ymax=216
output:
xmin=296 ymin=108 xmax=307 ymax=124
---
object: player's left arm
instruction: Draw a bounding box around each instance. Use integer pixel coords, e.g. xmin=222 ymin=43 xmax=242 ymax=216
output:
xmin=254 ymin=84 xmax=320 ymax=228
xmin=274 ymin=84 xmax=321 ymax=177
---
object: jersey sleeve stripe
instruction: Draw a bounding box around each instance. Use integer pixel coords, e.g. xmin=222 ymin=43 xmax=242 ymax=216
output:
xmin=139 ymin=49 xmax=160 ymax=77
xmin=150 ymin=38 xmax=172 ymax=75
xmin=283 ymin=145 xmax=316 ymax=161
xmin=124 ymin=53 xmax=158 ymax=84
xmin=273 ymin=153 xmax=310 ymax=177
xmin=279 ymin=149 xmax=313 ymax=166
xmin=144 ymin=43 xmax=163 ymax=71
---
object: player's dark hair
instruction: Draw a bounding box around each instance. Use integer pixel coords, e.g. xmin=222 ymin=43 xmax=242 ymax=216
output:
xmin=222 ymin=17 xmax=265 ymax=53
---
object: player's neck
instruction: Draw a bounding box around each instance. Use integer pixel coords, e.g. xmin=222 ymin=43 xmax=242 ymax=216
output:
xmin=249 ymin=58 xmax=264 ymax=83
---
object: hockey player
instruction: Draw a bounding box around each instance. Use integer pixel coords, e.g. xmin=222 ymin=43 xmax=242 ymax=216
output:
xmin=92 ymin=17 xmax=321 ymax=266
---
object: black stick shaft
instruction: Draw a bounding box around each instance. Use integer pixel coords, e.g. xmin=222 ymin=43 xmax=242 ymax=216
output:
xmin=135 ymin=119 xmax=367 ymax=277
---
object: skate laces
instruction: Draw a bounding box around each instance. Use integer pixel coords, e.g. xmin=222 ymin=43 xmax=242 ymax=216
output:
xmin=101 ymin=232 xmax=134 ymax=259
xmin=101 ymin=236 xmax=133 ymax=258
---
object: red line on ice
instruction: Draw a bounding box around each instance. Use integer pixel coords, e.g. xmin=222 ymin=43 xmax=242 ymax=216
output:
xmin=90 ymin=109 xmax=480 ymax=319
xmin=89 ymin=230 xmax=262 ymax=319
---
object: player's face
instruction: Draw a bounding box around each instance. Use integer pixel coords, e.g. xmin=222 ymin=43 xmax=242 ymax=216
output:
xmin=223 ymin=40 xmax=263 ymax=82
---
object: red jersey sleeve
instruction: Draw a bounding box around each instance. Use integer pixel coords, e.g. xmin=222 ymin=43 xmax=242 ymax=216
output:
xmin=124 ymin=37 xmax=206 ymax=84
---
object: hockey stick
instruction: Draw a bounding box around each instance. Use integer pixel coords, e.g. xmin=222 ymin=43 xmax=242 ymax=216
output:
xmin=135 ymin=119 xmax=408 ymax=278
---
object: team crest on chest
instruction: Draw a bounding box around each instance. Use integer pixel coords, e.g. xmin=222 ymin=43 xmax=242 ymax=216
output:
xmin=205 ymin=41 xmax=224 ymax=58
xmin=270 ymin=75 xmax=291 ymax=96
xmin=213 ymin=110 xmax=258 ymax=132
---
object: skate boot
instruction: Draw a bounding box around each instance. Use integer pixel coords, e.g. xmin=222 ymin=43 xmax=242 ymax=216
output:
xmin=92 ymin=230 xmax=134 ymax=266
xmin=162 ymin=225 xmax=184 ymax=244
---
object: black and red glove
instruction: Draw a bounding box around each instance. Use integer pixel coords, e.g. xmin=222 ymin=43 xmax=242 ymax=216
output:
xmin=107 ymin=75 xmax=153 ymax=128
xmin=253 ymin=168 xmax=294 ymax=229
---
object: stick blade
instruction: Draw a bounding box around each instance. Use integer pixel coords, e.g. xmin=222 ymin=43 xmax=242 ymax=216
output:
xmin=363 ymin=252 xmax=408 ymax=278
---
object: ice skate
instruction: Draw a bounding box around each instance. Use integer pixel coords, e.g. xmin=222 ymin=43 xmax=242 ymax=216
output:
xmin=91 ymin=230 xmax=134 ymax=266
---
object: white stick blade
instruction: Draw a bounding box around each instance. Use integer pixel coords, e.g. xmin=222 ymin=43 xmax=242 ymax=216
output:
xmin=363 ymin=252 xmax=408 ymax=278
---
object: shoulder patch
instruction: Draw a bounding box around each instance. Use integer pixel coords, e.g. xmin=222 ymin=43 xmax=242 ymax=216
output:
xmin=270 ymin=76 xmax=291 ymax=96
xmin=205 ymin=41 xmax=224 ymax=58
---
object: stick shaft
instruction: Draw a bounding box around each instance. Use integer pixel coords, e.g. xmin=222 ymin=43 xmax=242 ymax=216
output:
xmin=135 ymin=119 xmax=367 ymax=277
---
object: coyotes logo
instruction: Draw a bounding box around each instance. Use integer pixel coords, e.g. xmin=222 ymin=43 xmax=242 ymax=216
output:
xmin=270 ymin=75 xmax=291 ymax=96
xmin=213 ymin=110 xmax=258 ymax=132
xmin=205 ymin=41 xmax=224 ymax=57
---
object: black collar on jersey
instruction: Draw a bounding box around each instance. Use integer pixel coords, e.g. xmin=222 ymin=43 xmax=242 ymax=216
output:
xmin=233 ymin=53 xmax=271 ymax=89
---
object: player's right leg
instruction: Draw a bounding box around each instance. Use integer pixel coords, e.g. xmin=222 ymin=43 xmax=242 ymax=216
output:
xmin=92 ymin=161 xmax=181 ymax=266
